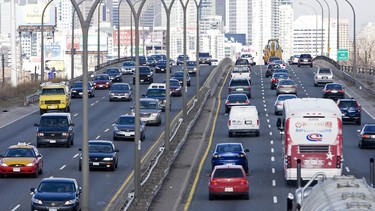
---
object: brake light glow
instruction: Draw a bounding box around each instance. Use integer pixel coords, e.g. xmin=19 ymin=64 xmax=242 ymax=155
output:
xmin=291 ymin=86 xmax=297 ymax=88
xmin=240 ymin=179 xmax=248 ymax=185
xmin=325 ymin=90 xmax=331 ymax=93
xmin=257 ymin=120 xmax=260 ymax=126
xmin=225 ymin=101 xmax=231 ymax=105
xmin=362 ymin=134 xmax=371 ymax=138
xmin=228 ymin=120 xmax=231 ymax=126
xmin=278 ymin=85 xmax=284 ymax=88
xmin=210 ymin=178 xmax=218 ymax=186
xmin=287 ymin=156 xmax=292 ymax=168
xmin=248 ymin=86 xmax=251 ymax=91
xmin=338 ymin=90 xmax=345 ymax=93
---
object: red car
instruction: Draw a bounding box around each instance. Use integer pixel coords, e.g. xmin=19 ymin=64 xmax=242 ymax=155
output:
xmin=208 ymin=164 xmax=249 ymax=200
xmin=0 ymin=142 xmax=43 ymax=178
xmin=93 ymin=74 xmax=112 ymax=89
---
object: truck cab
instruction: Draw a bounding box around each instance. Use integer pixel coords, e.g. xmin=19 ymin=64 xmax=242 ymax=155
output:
xmin=39 ymin=82 xmax=71 ymax=115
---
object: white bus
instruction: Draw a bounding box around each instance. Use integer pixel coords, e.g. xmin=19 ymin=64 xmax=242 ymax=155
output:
xmin=277 ymin=98 xmax=343 ymax=183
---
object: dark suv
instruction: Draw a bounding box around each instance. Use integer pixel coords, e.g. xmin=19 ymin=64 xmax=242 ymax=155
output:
xmin=133 ymin=66 xmax=154 ymax=85
xmin=337 ymin=98 xmax=361 ymax=125
xmin=228 ymin=77 xmax=252 ymax=98
xmin=34 ymin=113 xmax=75 ymax=148
xmin=298 ymin=54 xmax=313 ymax=67
xmin=177 ymin=55 xmax=190 ymax=65
xmin=198 ymin=52 xmax=212 ymax=65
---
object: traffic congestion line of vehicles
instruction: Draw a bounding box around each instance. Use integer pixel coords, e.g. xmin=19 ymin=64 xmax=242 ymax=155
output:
xmin=0 ymin=54 xmax=216 ymax=210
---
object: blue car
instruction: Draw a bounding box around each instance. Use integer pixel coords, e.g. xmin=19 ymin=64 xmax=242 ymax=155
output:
xmin=211 ymin=143 xmax=249 ymax=173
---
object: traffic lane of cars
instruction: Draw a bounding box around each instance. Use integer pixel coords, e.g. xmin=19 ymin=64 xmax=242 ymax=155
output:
xmin=188 ymin=65 xmax=290 ymax=210
xmin=0 ymin=65 xmax=214 ymax=210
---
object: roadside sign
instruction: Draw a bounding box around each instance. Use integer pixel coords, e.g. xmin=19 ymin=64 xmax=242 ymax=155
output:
xmin=337 ymin=49 xmax=348 ymax=61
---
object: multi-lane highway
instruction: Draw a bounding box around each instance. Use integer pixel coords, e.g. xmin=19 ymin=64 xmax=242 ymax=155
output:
xmin=184 ymin=64 xmax=375 ymax=210
xmin=0 ymin=64 xmax=214 ymax=210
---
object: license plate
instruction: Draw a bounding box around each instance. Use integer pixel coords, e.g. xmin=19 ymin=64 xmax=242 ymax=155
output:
xmin=225 ymin=187 xmax=234 ymax=192
xmin=323 ymin=76 xmax=328 ymax=79
xmin=13 ymin=167 xmax=20 ymax=172
xmin=93 ymin=162 xmax=100 ymax=166
xmin=332 ymin=90 xmax=338 ymax=93
xmin=99 ymin=85 xmax=103 ymax=87
xmin=304 ymin=160 xmax=324 ymax=165
xmin=49 ymin=140 xmax=56 ymax=143
xmin=79 ymin=92 xmax=83 ymax=95
xmin=49 ymin=106 xmax=56 ymax=109
xmin=236 ymin=88 xmax=244 ymax=91
xmin=124 ymin=132 xmax=131 ymax=137
xmin=141 ymin=80 xmax=144 ymax=82
xmin=49 ymin=208 xmax=57 ymax=211
xmin=245 ymin=120 xmax=252 ymax=124
xmin=371 ymin=135 xmax=375 ymax=138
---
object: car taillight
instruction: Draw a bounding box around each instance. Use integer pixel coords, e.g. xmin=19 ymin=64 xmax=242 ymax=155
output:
xmin=357 ymin=104 xmax=361 ymax=112
xmin=245 ymin=100 xmax=250 ymax=104
xmin=248 ymin=86 xmax=251 ymax=91
xmin=240 ymin=179 xmax=248 ymax=185
xmin=287 ymin=156 xmax=292 ymax=168
xmin=362 ymin=134 xmax=371 ymax=138
xmin=336 ymin=156 xmax=341 ymax=168
xmin=278 ymin=85 xmax=284 ymax=88
xmin=210 ymin=179 xmax=218 ymax=186
xmin=325 ymin=90 xmax=331 ymax=93
xmin=272 ymin=78 xmax=277 ymax=83
xmin=338 ymin=89 xmax=345 ymax=93
xmin=228 ymin=120 xmax=231 ymax=126
xmin=225 ymin=101 xmax=231 ymax=105
xmin=257 ymin=120 xmax=260 ymax=126
xmin=228 ymin=87 xmax=231 ymax=92
xmin=277 ymin=102 xmax=282 ymax=105
xmin=291 ymin=85 xmax=297 ymax=88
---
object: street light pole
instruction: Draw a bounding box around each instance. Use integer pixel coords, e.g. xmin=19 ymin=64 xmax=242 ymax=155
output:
xmin=117 ymin=0 xmax=123 ymax=59
xmin=194 ymin=0 xmax=202 ymax=102
xmin=322 ymin=0 xmax=330 ymax=57
xmin=160 ymin=0 xmax=177 ymax=153
xmin=71 ymin=0 xmax=85 ymax=80
xmin=41 ymin=0 xmax=54 ymax=84
xmin=315 ymin=0 xmax=324 ymax=55
xmin=70 ymin=1 xmax=102 ymax=210
xmin=125 ymin=0 xmax=147 ymax=201
xmin=180 ymin=0 xmax=190 ymax=121
xmin=97 ymin=0 xmax=102 ymax=67
xmin=345 ymin=0 xmax=356 ymax=73
xmin=334 ymin=0 xmax=339 ymax=61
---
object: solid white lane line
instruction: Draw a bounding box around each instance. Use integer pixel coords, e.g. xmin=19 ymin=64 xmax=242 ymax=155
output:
xmin=95 ymin=135 xmax=100 ymax=139
xmin=60 ymin=165 xmax=66 ymax=170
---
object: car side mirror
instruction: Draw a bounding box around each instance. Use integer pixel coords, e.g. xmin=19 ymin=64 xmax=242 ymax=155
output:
xmin=142 ymin=94 xmax=146 ymax=97
xmin=115 ymin=149 xmax=119 ymax=152
xmin=70 ymin=123 xmax=75 ymax=126
xmin=130 ymin=106 xmax=134 ymax=110
xmin=357 ymin=129 xmax=361 ymax=133
xmin=245 ymin=149 xmax=249 ymax=153
xmin=34 ymin=123 xmax=39 ymax=127
xmin=30 ymin=188 xmax=36 ymax=193
xmin=78 ymin=148 xmax=82 ymax=151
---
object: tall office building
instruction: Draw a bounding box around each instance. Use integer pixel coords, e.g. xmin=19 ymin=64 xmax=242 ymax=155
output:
xmin=215 ymin=0 xmax=226 ymax=26
xmin=279 ymin=4 xmax=293 ymax=59
xmin=224 ymin=0 xmax=252 ymax=46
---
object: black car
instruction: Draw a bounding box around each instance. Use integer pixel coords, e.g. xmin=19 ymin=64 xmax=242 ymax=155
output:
xmin=169 ymin=79 xmax=182 ymax=97
xmin=298 ymin=53 xmax=313 ymax=67
xmin=146 ymin=56 xmax=157 ymax=67
xmin=171 ymin=71 xmax=191 ymax=86
xmin=151 ymin=54 xmax=167 ymax=62
xmin=70 ymin=81 xmax=95 ymax=98
xmin=109 ymin=83 xmax=132 ymax=101
xmin=31 ymin=177 xmax=81 ymax=211
xmin=133 ymin=66 xmax=154 ymax=85
xmin=358 ymin=124 xmax=375 ymax=149
xmin=104 ymin=67 xmax=123 ymax=82
xmin=113 ymin=114 xmax=146 ymax=141
xmin=322 ymin=83 xmax=345 ymax=100
xmin=177 ymin=55 xmax=189 ymax=65
xmin=224 ymin=93 xmax=250 ymax=113
xmin=265 ymin=64 xmax=280 ymax=78
xmin=337 ymin=98 xmax=361 ymax=125
xmin=155 ymin=60 xmax=171 ymax=73
xmin=198 ymin=52 xmax=212 ymax=65
xmin=34 ymin=113 xmax=75 ymax=148
xmin=79 ymin=140 xmax=119 ymax=171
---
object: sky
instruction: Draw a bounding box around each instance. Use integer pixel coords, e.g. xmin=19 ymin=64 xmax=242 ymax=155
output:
xmin=293 ymin=0 xmax=375 ymax=34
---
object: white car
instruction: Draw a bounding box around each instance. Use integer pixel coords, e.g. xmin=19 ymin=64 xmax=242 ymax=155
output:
xmin=211 ymin=59 xmax=219 ymax=66
xmin=314 ymin=67 xmax=334 ymax=86
xmin=230 ymin=66 xmax=251 ymax=82
xmin=273 ymin=60 xmax=287 ymax=69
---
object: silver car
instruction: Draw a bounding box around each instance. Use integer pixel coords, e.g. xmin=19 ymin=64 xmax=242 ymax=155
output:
xmin=131 ymin=98 xmax=162 ymax=126
xmin=120 ymin=61 xmax=136 ymax=75
xmin=276 ymin=79 xmax=297 ymax=95
xmin=274 ymin=94 xmax=297 ymax=115
xmin=314 ymin=67 xmax=333 ymax=86
xmin=109 ymin=83 xmax=132 ymax=101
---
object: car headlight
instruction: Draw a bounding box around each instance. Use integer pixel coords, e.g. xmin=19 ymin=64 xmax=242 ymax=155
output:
xmin=72 ymin=90 xmax=77 ymax=93
xmin=113 ymin=126 xmax=118 ymax=131
xmin=61 ymin=100 xmax=65 ymax=103
xmin=151 ymin=113 xmax=158 ymax=117
xmin=147 ymin=75 xmax=151 ymax=77
xmin=106 ymin=82 xmax=110 ymax=85
xmin=32 ymin=197 xmax=43 ymax=205
xmin=213 ymin=154 xmax=220 ymax=158
xmin=110 ymin=92 xmax=115 ymax=96
xmin=62 ymin=132 xmax=68 ymax=136
xmin=163 ymin=100 xmax=167 ymax=104
xmin=194 ymin=68 xmax=196 ymax=70
xmin=103 ymin=157 xmax=114 ymax=161
xmin=26 ymin=162 xmax=36 ymax=167
xmin=64 ymin=199 xmax=77 ymax=205
xmin=37 ymin=133 xmax=44 ymax=137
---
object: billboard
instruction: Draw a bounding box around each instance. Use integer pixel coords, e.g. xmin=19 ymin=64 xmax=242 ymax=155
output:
xmin=113 ymin=29 xmax=134 ymax=46
xmin=66 ymin=34 xmax=107 ymax=52
xmin=18 ymin=4 xmax=55 ymax=26
xmin=45 ymin=44 xmax=61 ymax=60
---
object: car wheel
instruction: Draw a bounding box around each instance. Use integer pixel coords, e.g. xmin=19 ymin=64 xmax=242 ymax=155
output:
xmin=71 ymin=139 xmax=74 ymax=146
xmin=158 ymin=119 xmax=162 ymax=126
xmin=79 ymin=163 xmax=82 ymax=171
xmin=274 ymin=110 xmax=278 ymax=115
xmin=188 ymin=83 xmax=191 ymax=87
xmin=32 ymin=169 xmax=38 ymax=178
xmin=244 ymin=192 xmax=249 ymax=200
xmin=225 ymin=108 xmax=229 ymax=114
xmin=113 ymin=136 xmax=117 ymax=141
xmin=133 ymin=79 xmax=136 ymax=85
xmin=298 ymin=64 xmax=300 ymax=67
xmin=314 ymin=82 xmax=318 ymax=87
xmin=209 ymin=193 xmax=215 ymax=200
xmin=66 ymin=142 xmax=70 ymax=148
xmin=150 ymin=79 xmax=154 ymax=83
xmin=229 ymin=132 xmax=233 ymax=137
xmin=109 ymin=98 xmax=113 ymax=102
xmin=37 ymin=142 xmax=41 ymax=148
xmin=39 ymin=165 xmax=43 ymax=174
xmin=110 ymin=164 xmax=116 ymax=171
xmin=310 ymin=64 xmax=313 ymax=67
xmin=356 ymin=119 xmax=361 ymax=125
xmin=359 ymin=140 xmax=364 ymax=149
xmin=255 ymin=130 xmax=260 ymax=137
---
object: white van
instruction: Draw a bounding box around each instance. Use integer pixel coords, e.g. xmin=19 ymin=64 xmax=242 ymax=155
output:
xmin=148 ymin=83 xmax=166 ymax=89
xmin=228 ymin=106 xmax=260 ymax=137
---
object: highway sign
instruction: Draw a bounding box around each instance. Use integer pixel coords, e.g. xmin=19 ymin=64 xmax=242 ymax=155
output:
xmin=337 ymin=49 xmax=348 ymax=61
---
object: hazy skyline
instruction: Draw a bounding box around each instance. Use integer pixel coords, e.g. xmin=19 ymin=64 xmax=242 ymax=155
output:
xmin=294 ymin=0 xmax=375 ymax=34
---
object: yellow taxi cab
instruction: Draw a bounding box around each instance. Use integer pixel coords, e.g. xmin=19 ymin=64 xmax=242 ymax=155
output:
xmin=0 ymin=142 xmax=43 ymax=178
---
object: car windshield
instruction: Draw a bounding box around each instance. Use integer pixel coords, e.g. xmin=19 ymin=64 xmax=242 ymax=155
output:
xmin=213 ymin=169 xmax=244 ymax=178
xmin=38 ymin=181 xmax=75 ymax=193
xmin=339 ymin=101 xmax=357 ymax=108
xmin=4 ymin=148 xmax=35 ymax=157
xmin=146 ymin=89 xmax=166 ymax=97
xmin=319 ymin=68 xmax=331 ymax=74
xmin=228 ymin=94 xmax=247 ymax=101
xmin=110 ymin=84 xmax=129 ymax=91
xmin=173 ymin=72 xmax=184 ymax=77
xmin=170 ymin=80 xmax=180 ymax=86
xmin=72 ymin=82 xmax=91 ymax=88
xmin=300 ymin=54 xmax=312 ymax=58
xmin=232 ymin=66 xmax=249 ymax=73
xmin=274 ymin=73 xmax=288 ymax=79
xmin=279 ymin=80 xmax=295 ymax=85
xmin=274 ymin=60 xmax=284 ymax=64
xmin=89 ymin=144 xmax=113 ymax=153
xmin=364 ymin=125 xmax=375 ymax=133
xmin=235 ymin=60 xmax=249 ymax=65
xmin=187 ymin=61 xmax=196 ymax=66
xmin=326 ymin=84 xmax=342 ymax=89
xmin=40 ymin=116 xmax=69 ymax=127
xmin=139 ymin=67 xmax=151 ymax=73
xmin=106 ymin=69 xmax=120 ymax=74
xmin=95 ymin=75 xmax=109 ymax=80
xmin=216 ymin=144 xmax=242 ymax=153
xmin=123 ymin=61 xmax=135 ymax=66
xmin=277 ymin=95 xmax=297 ymax=101
xmin=157 ymin=61 xmax=166 ymax=65
xmin=41 ymin=88 xmax=65 ymax=95
xmin=230 ymin=79 xmax=249 ymax=86
xmin=140 ymin=101 xmax=158 ymax=109
xmin=241 ymin=54 xmax=252 ymax=58
xmin=199 ymin=53 xmax=209 ymax=57
xmin=116 ymin=116 xmax=135 ymax=125
xmin=274 ymin=69 xmax=288 ymax=73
